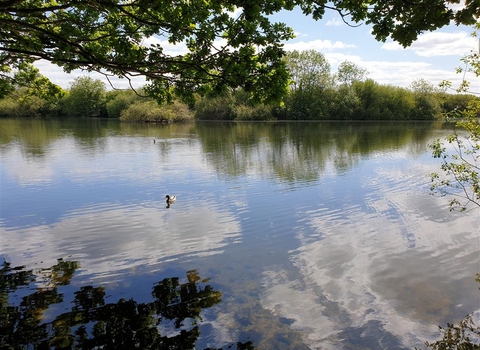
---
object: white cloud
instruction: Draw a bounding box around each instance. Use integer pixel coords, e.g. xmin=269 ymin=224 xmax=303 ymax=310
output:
xmin=360 ymin=60 xmax=434 ymax=85
xmin=2 ymin=153 xmax=55 ymax=185
xmin=284 ymin=39 xmax=356 ymax=52
xmin=293 ymin=31 xmax=308 ymax=38
xmin=323 ymin=52 xmax=363 ymax=67
xmin=325 ymin=18 xmax=343 ymax=26
xmin=382 ymin=31 xmax=477 ymax=57
xmin=448 ymin=0 xmax=469 ymax=12
xmin=141 ymin=36 xmax=189 ymax=56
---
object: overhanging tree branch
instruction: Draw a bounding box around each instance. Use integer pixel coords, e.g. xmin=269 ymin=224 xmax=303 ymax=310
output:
xmin=1 ymin=0 xmax=478 ymax=103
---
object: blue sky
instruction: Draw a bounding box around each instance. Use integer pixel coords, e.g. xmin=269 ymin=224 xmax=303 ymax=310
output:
xmin=35 ymin=6 xmax=479 ymax=94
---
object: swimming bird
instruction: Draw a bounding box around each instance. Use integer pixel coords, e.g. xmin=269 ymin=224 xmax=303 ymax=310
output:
xmin=165 ymin=195 xmax=176 ymax=204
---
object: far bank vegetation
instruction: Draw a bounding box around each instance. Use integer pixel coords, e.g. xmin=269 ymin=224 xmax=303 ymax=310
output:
xmin=0 ymin=51 xmax=477 ymax=122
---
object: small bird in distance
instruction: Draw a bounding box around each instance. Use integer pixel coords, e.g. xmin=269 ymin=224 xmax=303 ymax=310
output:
xmin=165 ymin=195 xmax=176 ymax=208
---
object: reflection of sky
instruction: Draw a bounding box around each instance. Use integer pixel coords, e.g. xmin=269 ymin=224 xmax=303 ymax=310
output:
xmin=260 ymin=154 xmax=479 ymax=349
xmin=1 ymin=123 xmax=478 ymax=349
xmin=1 ymin=136 xmax=214 ymax=228
xmin=1 ymin=135 xmax=244 ymax=284
xmin=1 ymin=201 xmax=242 ymax=284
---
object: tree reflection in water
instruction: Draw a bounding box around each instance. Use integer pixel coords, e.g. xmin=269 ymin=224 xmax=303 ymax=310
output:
xmin=0 ymin=259 xmax=254 ymax=349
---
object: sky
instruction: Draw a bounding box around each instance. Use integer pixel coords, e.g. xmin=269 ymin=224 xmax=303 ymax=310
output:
xmin=34 ymin=6 xmax=480 ymax=94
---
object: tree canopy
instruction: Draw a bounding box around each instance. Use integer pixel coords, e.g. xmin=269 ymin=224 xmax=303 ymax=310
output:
xmin=63 ymin=76 xmax=106 ymax=117
xmin=284 ymin=50 xmax=331 ymax=91
xmin=336 ymin=61 xmax=368 ymax=86
xmin=1 ymin=0 xmax=479 ymax=103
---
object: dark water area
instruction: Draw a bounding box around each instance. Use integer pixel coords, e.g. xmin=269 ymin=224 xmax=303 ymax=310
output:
xmin=0 ymin=118 xmax=478 ymax=349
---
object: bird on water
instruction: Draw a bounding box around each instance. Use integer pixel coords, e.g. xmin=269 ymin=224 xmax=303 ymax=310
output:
xmin=165 ymin=195 xmax=176 ymax=208
xmin=166 ymin=195 xmax=176 ymax=204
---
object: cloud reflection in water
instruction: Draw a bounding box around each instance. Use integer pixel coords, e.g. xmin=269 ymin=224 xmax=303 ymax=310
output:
xmin=260 ymin=158 xmax=479 ymax=349
xmin=1 ymin=201 xmax=242 ymax=284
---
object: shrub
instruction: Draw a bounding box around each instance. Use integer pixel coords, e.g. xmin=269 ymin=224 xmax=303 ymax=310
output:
xmin=61 ymin=76 xmax=106 ymax=117
xmin=235 ymin=104 xmax=273 ymax=120
xmin=0 ymin=87 xmax=63 ymax=118
xmin=0 ymin=95 xmax=51 ymax=118
xmin=106 ymin=90 xmax=139 ymax=118
xmin=119 ymin=100 xmax=193 ymax=122
xmin=194 ymin=95 xmax=236 ymax=120
xmin=327 ymin=86 xmax=360 ymax=120
xmin=0 ymin=97 xmax=20 ymax=117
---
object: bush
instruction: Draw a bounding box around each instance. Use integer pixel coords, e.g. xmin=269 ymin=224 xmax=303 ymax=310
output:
xmin=351 ymin=80 xmax=423 ymax=120
xmin=119 ymin=100 xmax=193 ymax=122
xmin=0 ymin=97 xmax=20 ymax=117
xmin=438 ymin=93 xmax=476 ymax=117
xmin=61 ymin=76 xmax=106 ymax=117
xmin=0 ymin=95 xmax=52 ymax=118
xmin=106 ymin=90 xmax=139 ymax=118
xmin=327 ymin=86 xmax=361 ymax=120
xmin=235 ymin=104 xmax=273 ymax=120
xmin=194 ymin=95 xmax=236 ymax=120
xmin=0 ymin=87 xmax=63 ymax=118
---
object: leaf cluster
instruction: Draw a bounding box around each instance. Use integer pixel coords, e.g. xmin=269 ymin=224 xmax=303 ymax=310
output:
xmin=430 ymin=132 xmax=480 ymax=212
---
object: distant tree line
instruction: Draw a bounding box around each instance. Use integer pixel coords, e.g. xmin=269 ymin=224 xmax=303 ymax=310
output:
xmin=0 ymin=64 xmax=195 ymax=123
xmin=0 ymin=52 xmax=476 ymax=122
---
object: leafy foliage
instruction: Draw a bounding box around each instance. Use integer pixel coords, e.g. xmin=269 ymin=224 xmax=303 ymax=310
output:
xmin=195 ymin=94 xmax=237 ymax=120
xmin=12 ymin=63 xmax=64 ymax=102
xmin=235 ymin=104 xmax=274 ymax=121
xmin=106 ymin=89 xmax=142 ymax=119
xmin=410 ymin=79 xmax=443 ymax=120
xmin=1 ymin=1 xmax=478 ymax=103
xmin=62 ymin=76 xmax=106 ymax=118
xmin=0 ymin=66 xmax=474 ymax=121
xmin=429 ymin=24 xmax=480 ymax=212
xmin=120 ymin=100 xmax=193 ymax=123
xmin=0 ymin=63 xmax=64 ymax=117
xmin=0 ymin=0 xmax=295 ymax=104
xmin=282 ymin=50 xmax=332 ymax=119
xmin=430 ymin=99 xmax=480 ymax=211
xmin=284 ymin=50 xmax=332 ymax=92
xmin=335 ymin=61 xmax=368 ymax=86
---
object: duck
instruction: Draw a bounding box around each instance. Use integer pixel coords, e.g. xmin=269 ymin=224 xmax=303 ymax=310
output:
xmin=165 ymin=195 xmax=176 ymax=204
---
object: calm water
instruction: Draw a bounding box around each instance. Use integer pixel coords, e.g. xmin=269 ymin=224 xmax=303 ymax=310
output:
xmin=0 ymin=118 xmax=478 ymax=349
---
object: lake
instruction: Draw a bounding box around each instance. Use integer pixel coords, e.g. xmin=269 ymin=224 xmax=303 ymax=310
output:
xmin=0 ymin=118 xmax=478 ymax=350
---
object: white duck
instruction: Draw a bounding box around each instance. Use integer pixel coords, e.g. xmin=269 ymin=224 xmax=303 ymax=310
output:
xmin=165 ymin=195 xmax=176 ymax=204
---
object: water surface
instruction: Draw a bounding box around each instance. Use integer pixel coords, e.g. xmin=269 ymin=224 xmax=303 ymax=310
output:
xmin=0 ymin=118 xmax=478 ymax=349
